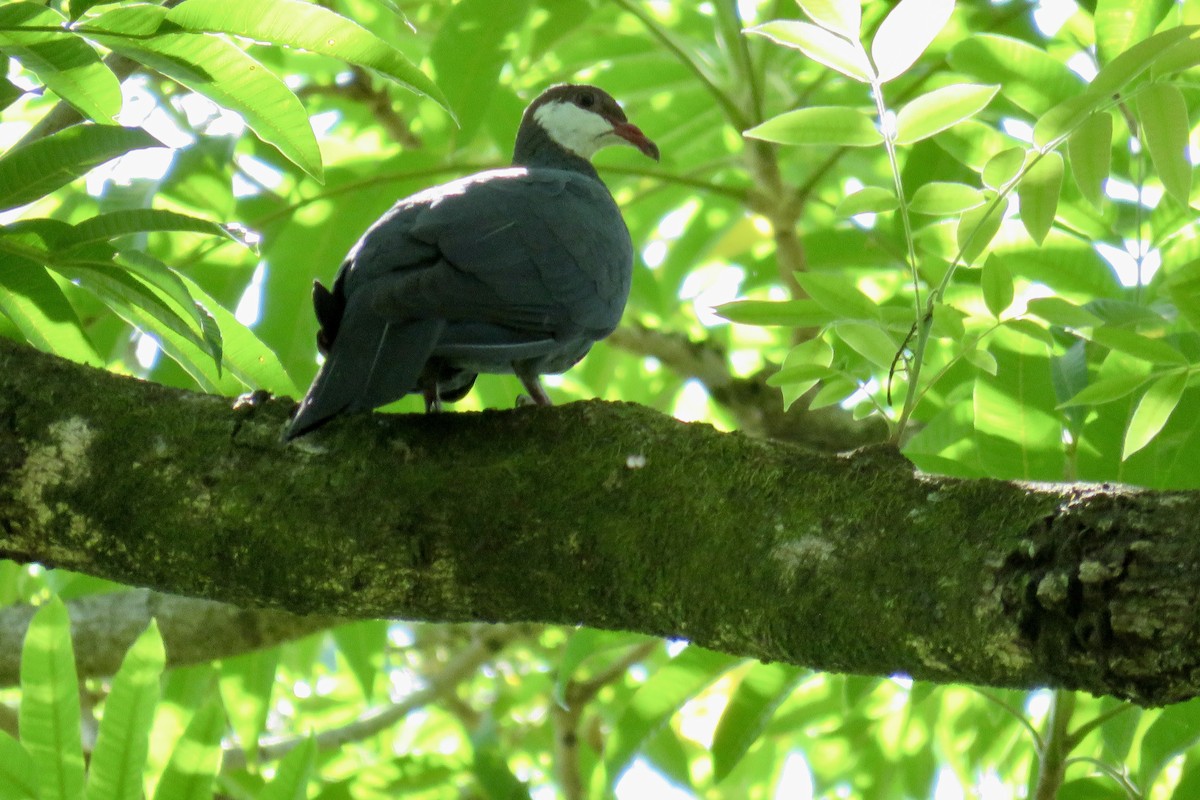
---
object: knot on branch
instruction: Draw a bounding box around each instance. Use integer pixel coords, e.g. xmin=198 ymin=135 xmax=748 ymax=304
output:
xmin=999 ymin=490 xmax=1200 ymax=704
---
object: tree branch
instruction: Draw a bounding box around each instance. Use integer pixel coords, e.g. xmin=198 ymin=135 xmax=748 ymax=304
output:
xmin=2 ymin=338 xmax=1199 ymax=705
xmin=607 ymin=323 xmax=888 ymax=449
xmin=553 ymin=640 xmax=660 ymax=800
xmin=220 ymin=625 xmax=520 ymax=771
xmin=0 ymin=589 xmax=336 ymax=686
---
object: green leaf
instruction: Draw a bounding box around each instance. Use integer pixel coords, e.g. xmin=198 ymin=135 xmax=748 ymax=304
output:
xmin=0 ymin=77 xmax=22 ymax=112
xmin=1139 ymin=701 xmax=1200 ymax=787
xmin=472 ymin=736 xmax=531 ymax=800
xmin=219 ymin=647 xmax=278 ymax=764
xmin=1095 ymin=0 xmax=1176 ymax=66
xmin=981 ymin=256 xmax=1013 ymax=317
xmin=956 ymin=203 xmax=1003 ymax=266
xmin=795 ymin=272 xmax=880 ymax=320
xmin=114 ymin=251 xmax=220 ymax=358
xmin=770 ymin=336 xmax=840 ymax=408
xmin=715 ymin=299 xmax=836 ymax=327
xmin=1167 ymin=257 xmax=1200 ymax=331
xmin=1170 ymin=752 xmax=1200 ymax=800
xmin=1056 ymin=778 xmax=1128 ymax=800
xmin=0 ymin=3 xmax=121 ymax=123
xmin=964 ymin=348 xmax=998 ymax=375
xmin=894 ymin=83 xmax=999 ymax=145
xmin=1124 ymin=369 xmax=1188 ymax=459
xmin=1136 ymin=83 xmax=1191 ymax=206
xmin=947 ymin=34 xmax=1086 ymax=116
xmin=909 ymin=182 xmax=984 ymax=215
xmin=1017 ymin=151 xmax=1063 ymax=245
xmin=151 ymin=696 xmax=227 ymax=800
xmin=1090 ymin=327 xmax=1187 ymax=365
xmin=641 ymin=728 xmax=690 ymax=794
xmin=427 ymin=0 xmax=529 ymax=141
xmin=745 ymin=106 xmax=882 ymax=146
xmin=0 ymin=732 xmax=38 ymax=800
xmin=332 ymin=620 xmax=387 ymax=702
xmin=1003 ymin=318 xmax=1054 ymax=346
xmin=982 ymin=147 xmax=1026 ymax=190
xmin=86 ymin=622 xmax=165 ymax=800
xmin=974 ymin=331 xmax=1064 ymax=479
xmin=165 ymin=0 xmax=450 ymax=115
xmin=0 ymin=124 xmax=158 ymax=211
xmin=746 ymin=20 xmax=872 ymax=82
xmin=1067 ymin=112 xmax=1113 ymax=209
xmin=870 ymin=0 xmax=954 ymax=83
xmin=83 ymin=6 xmax=323 ymax=182
xmin=1085 ymin=298 xmax=1167 ymax=327
xmin=1101 ymin=701 xmax=1142 ymax=763
xmin=553 ymin=629 xmax=656 ymax=707
xmin=1051 ymin=340 xmax=1088 ymax=430
xmin=1059 ymin=372 xmax=1151 ymax=407
xmin=796 ymin=0 xmax=860 ymax=39
xmin=64 ymin=209 xmax=235 ymax=247
xmin=1151 ymin=34 xmax=1200 ymax=78
xmin=603 ymin=646 xmax=738 ymax=787
xmin=1033 ymin=93 xmax=1108 ymax=149
xmin=808 ymin=374 xmax=856 ymax=410
xmin=180 ymin=276 xmax=298 ymax=396
xmin=711 ymin=663 xmax=805 ymax=783
xmin=835 ymin=321 xmax=898 ymax=369
xmin=529 ymin=0 xmax=593 ymax=59
xmin=835 ymin=186 xmax=897 ymax=216
xmin=0 ymin=253 xmax=103 ymax=365
xmin=19 ymin=597 xmax=85 ymax=800
xmin=48 ymin=259 xmax=219 ymax=368
xmin=1089 ymin=26 xmax=1196 ymax=99
xmin=1025 ymin=297 xmax=1102 ymax=328
xmin=257 ymin=735 xmax=314 ymax=800
xmin=766 ymin=362 xmax=836 ymax=387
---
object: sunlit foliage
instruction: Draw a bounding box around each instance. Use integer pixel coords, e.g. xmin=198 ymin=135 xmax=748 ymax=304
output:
xmin=4 ymin=0 xmax=1200 ymax=798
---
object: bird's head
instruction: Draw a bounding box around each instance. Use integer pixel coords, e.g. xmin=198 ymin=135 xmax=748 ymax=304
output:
xmin=519 ymin=84 xmax=660 ymax=163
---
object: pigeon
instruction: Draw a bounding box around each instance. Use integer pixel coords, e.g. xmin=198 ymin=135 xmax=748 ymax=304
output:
xmin=284 ymin=83 xmax=659 ymax=440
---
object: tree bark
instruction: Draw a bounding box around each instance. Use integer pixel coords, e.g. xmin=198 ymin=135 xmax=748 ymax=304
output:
xmin=0 ymin=589 xmax=337 ymax=686
xmin=1 ymin=338 xmax=1198 ymax=705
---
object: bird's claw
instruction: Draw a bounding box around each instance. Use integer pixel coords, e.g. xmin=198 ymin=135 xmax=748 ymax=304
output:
xmin=233 ymin=389 xmax=272 ymax=413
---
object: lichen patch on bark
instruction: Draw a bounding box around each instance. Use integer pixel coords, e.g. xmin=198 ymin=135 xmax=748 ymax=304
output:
xmin=16 ymin=416 xmax=95 ymax=530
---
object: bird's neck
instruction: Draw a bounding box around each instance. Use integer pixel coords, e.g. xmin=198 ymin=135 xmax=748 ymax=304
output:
xmin=512 ymin=128 xmax=602 ymax=180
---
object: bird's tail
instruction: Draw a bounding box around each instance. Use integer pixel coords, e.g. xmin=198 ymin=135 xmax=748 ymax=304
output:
xmin=284 ymin=297 xmax=443 ymax=440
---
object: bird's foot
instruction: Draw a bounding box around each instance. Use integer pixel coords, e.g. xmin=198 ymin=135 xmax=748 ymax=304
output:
xmin=233 ymin=389 xmax=273 ymax=413
xmin=420 ymin=374 xmax=444 ymax=413
xmin=230 ymin=389 xmax=274 ymax=442
xmin=514 ymin=364 xmax=553 ymax=407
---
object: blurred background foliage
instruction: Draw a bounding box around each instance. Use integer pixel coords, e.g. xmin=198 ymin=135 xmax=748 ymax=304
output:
xmin=4 ymin=0 xmax=1200 ymax=797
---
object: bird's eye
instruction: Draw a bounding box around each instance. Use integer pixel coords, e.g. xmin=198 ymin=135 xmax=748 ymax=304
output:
xmin=577 ymin=92 xmax=595 ymax=108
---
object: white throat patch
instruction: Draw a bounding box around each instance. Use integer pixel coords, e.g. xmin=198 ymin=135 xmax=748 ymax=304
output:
xmin=533 ymin=100 xmax=619 ymax=159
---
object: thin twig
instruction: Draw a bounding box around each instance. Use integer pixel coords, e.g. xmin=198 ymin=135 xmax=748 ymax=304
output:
xmin=610 ymin=0 xmax=748 ymax=131
xmin=220 ymin=625 xmax=522 ymax=771
xmin=553 ymin=640 xmax=661 ymax=800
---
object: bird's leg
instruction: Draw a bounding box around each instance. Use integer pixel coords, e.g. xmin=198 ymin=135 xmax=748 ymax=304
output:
xmin=420 ymin=374 xmax=442 ymax=413
xmin=514 ymin=361 xmax=553 ymax=407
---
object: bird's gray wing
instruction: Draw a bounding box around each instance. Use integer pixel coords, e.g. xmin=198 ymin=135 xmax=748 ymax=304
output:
xmin=369 ymin=169 xmax=633 ymax=339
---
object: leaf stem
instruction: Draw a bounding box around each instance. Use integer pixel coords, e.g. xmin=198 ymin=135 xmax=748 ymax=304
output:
xmin=1032 ymin=689 xmax=1076 ymax=800
xmin=868 ymin=75 xmax=924 ymax=443
xmin=871 ymin=82 xmax=921 ymax=312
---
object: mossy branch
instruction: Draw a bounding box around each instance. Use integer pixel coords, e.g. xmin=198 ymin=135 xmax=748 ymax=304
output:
xmin=1 ymin=338 xmax=1199 ymax=705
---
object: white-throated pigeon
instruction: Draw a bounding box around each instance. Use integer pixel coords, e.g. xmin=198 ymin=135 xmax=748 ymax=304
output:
xmin=285 ymin=83 xmax=658 ymax=440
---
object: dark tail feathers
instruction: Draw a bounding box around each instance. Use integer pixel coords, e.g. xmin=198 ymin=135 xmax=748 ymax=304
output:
xmin=284 ymin=295 xmax=443 ymax=440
